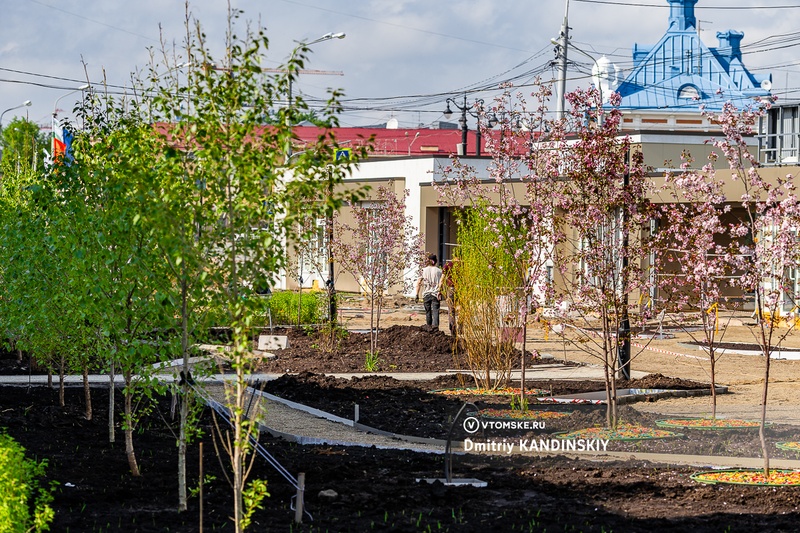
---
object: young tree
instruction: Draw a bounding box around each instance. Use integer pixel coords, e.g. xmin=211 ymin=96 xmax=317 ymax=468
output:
xmin=653 ymin=152 xmax=737 ymax=419
xmin=707 ymin=101 xmax=800 ymax=475
xmin=0 ymin=127 xmax=101 ymax=419
xmin=551 ymin=88 xmax=652 ymax=429
xmin=334 ymin=184 xmax=423 ymax=357
xmin=447 ymin=205 xmax=523 ymax=389
xmin=143 ymin=7 xmax=363 ymax=528
xmin=1 ymin=117 xmax=47 ymax=173
xmin=437 ymin=83 xmax=559 ymax=402
xmin=58 ymin=98 xmax=175 ymax=477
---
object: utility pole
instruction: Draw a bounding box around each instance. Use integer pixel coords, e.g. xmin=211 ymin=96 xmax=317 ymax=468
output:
xmin=555 ymin=0 xmax=570 ymax=120
xmin=618 ymin=156 xmax=631 ymax=380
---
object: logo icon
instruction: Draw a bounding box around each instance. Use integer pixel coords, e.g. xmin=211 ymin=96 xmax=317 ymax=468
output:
xmin=463 ymin=416 xmax=480 ymax=434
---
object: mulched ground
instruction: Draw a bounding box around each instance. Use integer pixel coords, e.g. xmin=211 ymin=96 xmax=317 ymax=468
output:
xmin=255 ymin=324 xmax=562 ymax=373
xmin=3 ymin=325 xmax=800 ymax=532
xmin=4 ymin=385 xmax=800 ymax=532
xmin=684 ymin=340 xmax=800 ymax=352
xmin=259 ymin=371 xmax=800 ymax=459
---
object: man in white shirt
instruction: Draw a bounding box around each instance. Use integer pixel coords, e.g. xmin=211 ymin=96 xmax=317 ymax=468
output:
xmin=415 ymin=254 xmax=443 ymax=328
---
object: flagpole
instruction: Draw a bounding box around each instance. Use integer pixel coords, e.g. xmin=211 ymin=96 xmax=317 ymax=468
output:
xmin=51 ymin=84 xmax=89 ymax=164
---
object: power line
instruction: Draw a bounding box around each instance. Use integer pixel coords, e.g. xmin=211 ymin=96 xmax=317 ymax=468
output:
xmin=573 ymin=0 xmax=800 ymax=8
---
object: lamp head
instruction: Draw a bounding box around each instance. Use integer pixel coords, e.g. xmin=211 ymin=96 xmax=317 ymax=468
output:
xmin=443 ymin=102 xmax=453 ymax=120
xmin=23 ymin=100 xmax=31 ymax=107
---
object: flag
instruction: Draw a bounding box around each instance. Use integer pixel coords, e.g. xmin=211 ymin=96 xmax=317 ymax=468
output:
xmin=52 ymin=124 xmax=73 ymax=164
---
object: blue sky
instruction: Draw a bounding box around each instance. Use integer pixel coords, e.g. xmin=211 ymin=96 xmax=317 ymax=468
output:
xmin=1 ymin=0 xmax=798 ymax=131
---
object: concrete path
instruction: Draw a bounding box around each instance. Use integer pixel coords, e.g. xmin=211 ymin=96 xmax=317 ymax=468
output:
xmin=198 ymin=382 xmax=800 ymax=470
xmin=6 ymin=362 xmax=797 ymax=468
xmin=0 ymin=359 xmax=646 ymax=386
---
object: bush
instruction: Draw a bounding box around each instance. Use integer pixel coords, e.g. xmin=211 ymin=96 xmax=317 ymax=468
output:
xmin=452 ymin=206 xmax=523 ymax=390
xmin=0 ymin=432 xmax=54 ymax=532
xmin=199 ymin=291 xmax=327 ymax=332
xmin=261 ymin=290 xmax=326 ymax=326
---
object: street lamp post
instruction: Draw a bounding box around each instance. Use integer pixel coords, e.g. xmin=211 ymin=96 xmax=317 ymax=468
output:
xmin=0 ymin=100 xmax=32 ymax=126
xmin=286 ymin=32 xmax=345 ymax=158
xmin=0 ymin=99 xmax=32 ymax=165
xmin=285 ymin=32 xmax=345 ymax=326
xmin=554 ymin=0 xmax=570 ymax=120
xmin=551 ymin=37 xmax=603 ymax=110
xmin=443 ymin=95 xmax=486 ymax=156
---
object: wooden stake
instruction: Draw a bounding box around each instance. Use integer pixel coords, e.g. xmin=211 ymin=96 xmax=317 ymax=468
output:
xmin=294 ymin=472 xmax=306 ymax=524
xmin=199 ymin=442 xmax=204 ymax=533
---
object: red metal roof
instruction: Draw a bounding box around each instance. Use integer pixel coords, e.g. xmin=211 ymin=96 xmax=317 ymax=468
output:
xmin=291 ymin=126 xmax=481 ymax=157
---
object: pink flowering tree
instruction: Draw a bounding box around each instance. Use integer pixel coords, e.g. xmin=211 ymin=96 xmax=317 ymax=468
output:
xmin=552 ymin=88 xmax=652 ymax=429
xmin=436 ymin=83 xmax=560 ymax=404
xmin=334 ymin=184 xmax=424 ymax=357
xmin=653 ymin=153 xmax=738 ymax=419
xmin=707 ymin=100 xmax=800 ymax=475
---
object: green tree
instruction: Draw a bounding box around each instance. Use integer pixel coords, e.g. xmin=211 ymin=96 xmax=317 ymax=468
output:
xmin=0 ymin=117 xmax=46 ymax=173
xmin=52 ymin=96 xmax=176 ymax=477
xmin=144 ymin=8 xmax=364 ymax=527
xmin=450 ymin=205 xmax=524 ymax=390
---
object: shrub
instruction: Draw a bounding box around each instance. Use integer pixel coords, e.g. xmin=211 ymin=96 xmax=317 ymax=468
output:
xmin=452 ymin=206 xmax=523 ymax=390
xmin=200 ymin=291 xmax=326 ymax=332
xmin=0 ymin=432 xmax=54 ymax=532
xmin=261 ymin=290 xmax=326 ymax=326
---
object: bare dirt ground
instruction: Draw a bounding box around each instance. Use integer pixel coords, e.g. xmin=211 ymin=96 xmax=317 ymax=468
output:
xmin=4 ymin=367 xmax=800 ymax=532
xmin=4 ymin=296 xmax=800 ymax=532
xmin=337 ymin=295 xmax=800 ymax=424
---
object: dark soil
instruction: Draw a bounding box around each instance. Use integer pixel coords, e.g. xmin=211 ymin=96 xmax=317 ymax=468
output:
xmin=4 ymin=385 xmax=800 ymax=532
xmin=685 ymin=340 xmax=800 ymax=352
xmin=3 ymin=324 xmax=800 ymax=532
xmin=255 ymin=324 xmax=563 ymax=373
xmin=260 ymin=372 xmax=800 ymax=459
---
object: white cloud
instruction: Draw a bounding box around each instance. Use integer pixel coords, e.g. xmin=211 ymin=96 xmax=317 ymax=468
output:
xmin=0 ymin=0 xmax=795 ymax=128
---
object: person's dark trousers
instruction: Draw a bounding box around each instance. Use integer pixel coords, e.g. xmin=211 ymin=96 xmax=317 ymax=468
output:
xmin=423 ymin=293 xmax=440 ymax=327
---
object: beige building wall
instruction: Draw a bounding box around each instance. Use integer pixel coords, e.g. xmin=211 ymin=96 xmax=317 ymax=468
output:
xmin=280 ymin=135 xmax=800 ymax=302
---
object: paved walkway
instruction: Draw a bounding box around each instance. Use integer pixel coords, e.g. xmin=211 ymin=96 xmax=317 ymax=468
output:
xmin=198 ymin=381 xmax=800 ymax=469
xmin=7 ymin=361 xmax=800 ymax=468
xmin=203 ymin=383 xmax=446 ymax=453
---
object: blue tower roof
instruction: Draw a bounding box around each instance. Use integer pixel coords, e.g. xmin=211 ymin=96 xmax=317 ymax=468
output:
xmin=615 ymin=0 xmax=771 ymax=112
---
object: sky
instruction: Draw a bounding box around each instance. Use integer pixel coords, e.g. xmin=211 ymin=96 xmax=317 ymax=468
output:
xmin=2 ymin=0 xmax=800 ymax=132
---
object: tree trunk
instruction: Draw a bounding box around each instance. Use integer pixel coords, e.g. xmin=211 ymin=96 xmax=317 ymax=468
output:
xmin=371 ymin=291 xmax=380 ymax=356
xmin=178 ymin=276 xmax=189 ymax=511
xmin=108 ymin=364 xmax=116 ymax=444
xmin=760 ymin=351 xmax=771 ymax=476
xmin=610 ymin=363 xmax=618 ymax=430
xmin=520 ymin=321 xmax=528 ymax=409
xmin=232 ymin=362 xmax=246 ymax=533
xmin=124 ymin=371 xmax=141 ymax=477
xmin=709 ymin=351 xmax=717 ymax=420
xmin=604 ymin=354 xmax=613 ymax=428
xmin=83 ymin=365 xmax=92 ymax=421
xmin=58 ymin=354 xmax=65 ymax=407
xmin=297 ymin=282 xmax=303 ymax=327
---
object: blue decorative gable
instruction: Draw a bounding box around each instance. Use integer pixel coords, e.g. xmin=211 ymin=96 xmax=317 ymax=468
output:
xmin=615 ymin=0 xmax=771 ymax=112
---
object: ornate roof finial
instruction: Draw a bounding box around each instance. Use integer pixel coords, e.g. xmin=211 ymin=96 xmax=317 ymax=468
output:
xmin=667 ymin=0 xmax=698 ymax=31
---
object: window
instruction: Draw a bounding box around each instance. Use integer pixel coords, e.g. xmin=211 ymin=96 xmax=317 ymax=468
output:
xmin=677 ymin=85 xmax=700 ymax=100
